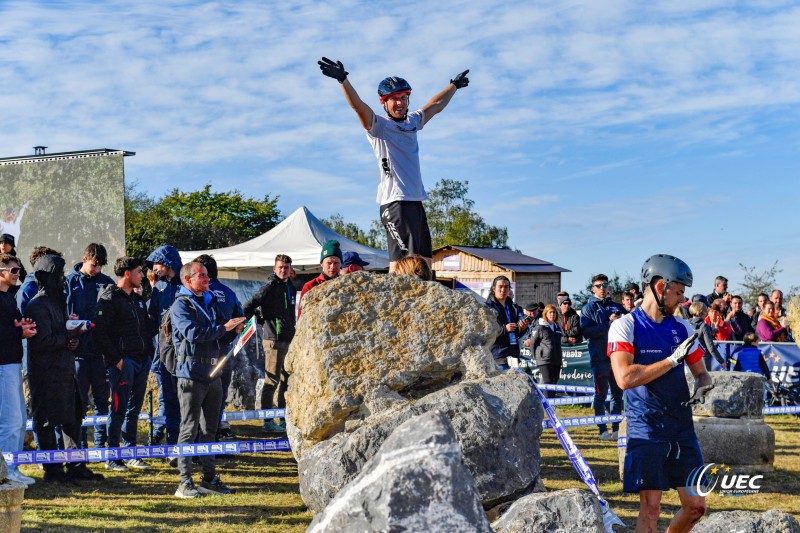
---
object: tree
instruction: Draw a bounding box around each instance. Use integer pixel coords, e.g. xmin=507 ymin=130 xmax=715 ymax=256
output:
xmin=571 ymin=272 xmax=638 ymax=309
xmin=320 ymin=213 xmax=386 ymax=250
xmin=424 ymin=179 xmax=508 ymax=249
xmin=737 ymin=261 xmax=800 ymax=306
xmin=125 ymin=183 xmax=281 ymax=259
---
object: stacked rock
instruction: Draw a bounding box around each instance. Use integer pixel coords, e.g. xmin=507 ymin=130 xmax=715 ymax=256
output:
xmin=285 ymin=272 xmax=549 ymax=526
xmin=0 ymin=451 xmax=26 ymax=533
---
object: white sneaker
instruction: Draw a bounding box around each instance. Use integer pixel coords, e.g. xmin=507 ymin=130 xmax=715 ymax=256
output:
xmin=598 ymin=430 xmax=614 ymax=441
xmin=7 ymin=470 xmax=36 ymax=486
xmin=125 ymin=458 xmax=151 ymax=469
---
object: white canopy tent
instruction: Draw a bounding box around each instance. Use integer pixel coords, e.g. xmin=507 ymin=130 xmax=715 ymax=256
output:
xmin=179 ymin=206 xmax=389 ymax=280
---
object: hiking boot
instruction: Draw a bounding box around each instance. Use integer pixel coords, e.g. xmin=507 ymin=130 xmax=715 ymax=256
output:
xmin=218 ymin=426 xmax=236 ymax=440
xmin=106 ymin=460 xmax=129 ymax=472
xmin=43 ymin=469 xmax=76 ymax=484
xmin=262 ymin=420 xmax=285 ymax=433
xmin=599 ymin=430 xmax=614 ymax=441
xmin=7 ymin=470 xmax=36 ymax=486
xmin=175 ymin=479 xmax=202 ymax=499
xmin=198 ymin=475 xmax=235 ymax=495
xmin=126 ymin=458 xmax=152 ymax=469
xmin=167 ymin=457 xmax=178 ymax=468
xmin=68 ymin=464 xmax=105 ymax=481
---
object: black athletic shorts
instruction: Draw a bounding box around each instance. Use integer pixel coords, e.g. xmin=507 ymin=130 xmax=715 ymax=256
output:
xmin=379 ymin=200 xmax=432 ymax=262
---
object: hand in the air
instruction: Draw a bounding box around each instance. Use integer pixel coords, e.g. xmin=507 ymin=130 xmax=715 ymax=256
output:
xmin=318 ymin=57 xmax=348 ymax=83
xmin=450 ymin=69 xmax=469 ymax=89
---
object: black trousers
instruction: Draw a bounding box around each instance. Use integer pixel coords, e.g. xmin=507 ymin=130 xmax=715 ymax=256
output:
xmin=537 ymin=361 xmax=562 ymax=399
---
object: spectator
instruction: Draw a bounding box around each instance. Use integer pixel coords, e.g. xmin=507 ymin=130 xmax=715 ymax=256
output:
xmin=393 ymin=254 xmax=432 ymax=280
xmin=24 ymin=254 xmax=103 ymax=483
xmin=557 ymin=297 xmax=582 ymax=344
xmin=528 ymin=304 xmax=563 ymax=397
xmin=299 ymin=240 xmax=342 ymax=317
xmin=16 ymin=246 xmax=62 ymax=314
xmin=65 ymin=243 xmax=115 ymax=451
xmin=707 ymin=275 xmax=727 ymax=303
xmin=243 ymin=254 xmax=296 ymax=434
xmin=172 ymin=262 xmax=245 ymax=499
xmin=731 ymin=333 xmax=770 ymax=377
xmin=580 ymin=274 xmax=625 ymax=441
xmin=146 ymin=245 xmax=183 ymax=447
xmin=556 ymin=291 xmax=570 ymax=304
xmin=705 ymin=301 xmax=732 ymax=341
xmin=751 ymin=292 xmax=770 ymax=330
xmin=192 ymin=254 xmax=245 ymax=440
xmin=94 ymin=257 xmax=158 ymax=471
xmin=317 ymin=57 xmax=468 ymax=272
xmin=621 ymin=292 xmax=636 ymax=313
xmin=756 ymin=301 xmax=788 ymax=342
xmin=0 ymin=234 xmax=26 ymax=287
xmin=743 ymin=302 xmax=755 ymax=321
xmin=771 ymin=289 xmax=786 ymax=318
xmin=341 ymin=251 xmax=370 ymax=274
xmin=0 ymin=253 xmax=37 ymax=486
xmin=727 ymin=295 xmax=754 ymax=341
xmin=688 ymin=302 xmax=727 ymax=370
xmin=485 ymin=275 xmax=525 ymax=370
xmin=623 ymin=282 xmax=642 ymax=303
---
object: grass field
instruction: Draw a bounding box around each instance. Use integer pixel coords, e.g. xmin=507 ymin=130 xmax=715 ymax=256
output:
xmin=16 ymin=408 xmax=800 ymax=532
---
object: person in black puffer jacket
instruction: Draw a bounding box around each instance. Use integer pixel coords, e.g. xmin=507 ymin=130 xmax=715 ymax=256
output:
xmin=485 ymin=275 xmax=527 ymax=370
xmin=687 ymin=301 xmax=727 ymax=370
xmin=94 ymin=256 xmax=159 ymax=470
xmin=529 ymin=304 xmax=563 ymax=398
xmin=24 ymin=254 xmax=103 ymax=483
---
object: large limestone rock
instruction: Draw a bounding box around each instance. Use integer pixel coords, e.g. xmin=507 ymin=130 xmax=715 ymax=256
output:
xmin=693 ymin=509 xmax=800 ymax=533
xmin=693 ymin=416 xmax=774 ymax=470
xmin=298 ymin=372 xmax=543 ymax=514
xmin=285 ymin=271 xmax=500 ymax=455
xmin=687 ymin=371 xmax=765 ymax=418
xmin=491 ymin=488 xmax=605 ymax=533
xmin=307 ymin=410 xmax=493 ymax=533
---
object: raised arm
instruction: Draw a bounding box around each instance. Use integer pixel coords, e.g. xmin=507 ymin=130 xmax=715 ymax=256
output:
xmin=318 ymin=57 xmax=374 ymax=130
xmin=421 ymin=69 xmax=469 ymax=125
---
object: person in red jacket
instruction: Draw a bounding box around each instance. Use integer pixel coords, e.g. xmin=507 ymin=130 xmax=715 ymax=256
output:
xmin=704 ymin=301 xmax=732 ymax=341
xmin=299 ymin=240 xmax=342 ymax=318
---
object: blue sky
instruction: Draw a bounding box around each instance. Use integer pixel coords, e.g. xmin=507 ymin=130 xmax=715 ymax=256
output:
xmin=2 ymin=0 xmax=799 ymax=297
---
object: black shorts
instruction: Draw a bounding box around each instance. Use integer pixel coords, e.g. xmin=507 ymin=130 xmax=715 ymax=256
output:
xmin=379 ymin=201 xmax=432 ymax=262
xmin=623 ymin=438 xmax=705 ymax=493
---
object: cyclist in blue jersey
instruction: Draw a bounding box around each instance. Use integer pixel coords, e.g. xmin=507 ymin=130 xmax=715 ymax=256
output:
xmin=608 ymin=254 xmax=713 ymax=533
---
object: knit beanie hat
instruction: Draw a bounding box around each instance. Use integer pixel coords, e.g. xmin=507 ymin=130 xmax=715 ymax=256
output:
xmin=320 ymin=239 xmax=343 ymax=263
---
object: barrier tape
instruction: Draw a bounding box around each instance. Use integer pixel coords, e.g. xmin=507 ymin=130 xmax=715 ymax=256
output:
xmin=617 ymin=437 xmax=627 ymax=448
xmin=543 ymin=414 xmax=624 ymax=429
xmin=24 ymin=409 xmax=288 ymax=431
xmin=538 ymin=384 xmax=596 ymax=394
xmin=3 ymin=438 xmax=290 ymax=465
xmin=762 ymin=405 xmax=800 ymax=415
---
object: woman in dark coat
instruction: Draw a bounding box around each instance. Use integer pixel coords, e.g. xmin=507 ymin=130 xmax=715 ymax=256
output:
xmin=485 ymin=275 xmax=527 ymax=370
xmin=24 ymin=254 xmax=103 ymax=483
xmin=530 ymin=304 xmax=563 ymax=397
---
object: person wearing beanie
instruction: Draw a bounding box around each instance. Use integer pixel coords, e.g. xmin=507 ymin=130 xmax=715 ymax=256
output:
xmin=298 ymin=240 xmax=342 ymax=318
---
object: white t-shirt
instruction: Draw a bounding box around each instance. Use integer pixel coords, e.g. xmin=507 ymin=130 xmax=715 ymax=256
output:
xmin=367 ymin=110 xmax=426 ymax=205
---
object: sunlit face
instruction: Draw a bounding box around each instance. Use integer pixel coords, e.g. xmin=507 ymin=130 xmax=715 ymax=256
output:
xmin=763 ymin=302 xmax=775 ymax=318
xmin=771 ymin=290 xmax=783 ymax=308
xmin=591 ymin=279 xmax=609 ymax=299
xmin=321 ymin=256 xmax=341 ymax=278
xmin=383 ymin=92 xmax=409 ymax=119
xmin=545 ymin=309 xmax=556 ymax=323
xmin=661 ymin=281 xmax=685 ymax=314
xmin=708 ymin=307 xmax=720 ymax=323
xmin=274 ymin=260 xmax=291 ymax=281
xmin=0 ymin=242 xmax=12 ymax=253
xmin=0 ymin=260 xmax=20 ymax=286
xmin=81 ymin=257 xmax=103 ymax=277
xmin=758 ymin=295 xmax=768 ymax=309
xmin=622 ymin=294 xmax=634 ymax=311
xmin=127 ymin=266 xmax=144 ymax=289
xmin=152 ymin=263 xmax=169 ymax=278
xmin=185 ymin=264 xmax=210 ymax=293
xmin=731 ymin=297 xmax=742 ymax=313
xmin=493 ymin=280 xmax=510 ymax=301
xmin=715 ymin=280 xmax=728 ymax=294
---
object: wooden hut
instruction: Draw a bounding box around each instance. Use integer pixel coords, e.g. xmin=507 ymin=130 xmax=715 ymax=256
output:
xmin=432 ymin=245 xmax=570 ymax=305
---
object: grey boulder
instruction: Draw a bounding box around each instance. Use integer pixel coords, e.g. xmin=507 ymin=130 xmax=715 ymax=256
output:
xmin=693 ymin=509 xmax=800 ymax=533
xmin=299 ymin=372 xmax=542 ymax=514
xmin=688 ymin=370 xmax=765 ymax=418
xmin=491 ymin=488 xmax=605 ymax=533
xmin=307 ymin=410 xmax=492 ymax=533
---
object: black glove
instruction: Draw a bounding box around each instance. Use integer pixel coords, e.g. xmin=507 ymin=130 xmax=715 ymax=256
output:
xmin=683 ymin=382 xmax=715 ymax=407
xmin=318 ymin=57 xmax=348 ymax=83
xmin=450 ymin=69 xmax=470 ymax=89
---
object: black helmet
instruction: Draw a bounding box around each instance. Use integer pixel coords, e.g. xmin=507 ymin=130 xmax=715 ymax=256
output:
xmin=378 ymin=76 xmax=412 ymax=100
xmin=641 ymin=254 xmax=693 ymax=287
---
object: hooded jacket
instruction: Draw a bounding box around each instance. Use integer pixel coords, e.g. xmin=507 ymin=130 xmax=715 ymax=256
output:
xmin=146 ymin=245 xmax=184 ymax=324
xmin=65 ymin=262 xmax=115 ymax=357
xmin=15 ymin=272 xmax=39 ymax=314
xmin=529 ymin=317 xmax=563 ymax=365
xmin=244 ymin=273 xmax=296 ymax=342
xmin=580 ymin=295 xmax=624 ymax=364
xmin=23 ymin=255 xmax=82 ymax=424
xmin=94 ymin=284 xmax=159 ymax=368
xmin=172 ymin=286 xmax=237 ymax=383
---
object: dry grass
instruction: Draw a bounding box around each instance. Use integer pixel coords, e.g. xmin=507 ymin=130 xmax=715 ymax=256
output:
xmin=17 ymin=407 xmax=800 ymax=532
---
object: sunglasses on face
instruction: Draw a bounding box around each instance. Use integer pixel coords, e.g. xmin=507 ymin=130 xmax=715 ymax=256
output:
xmin=593 ymin=283 xmax=609 ymax=288
xmin=0 ymin=267 xmax=21 ymax=275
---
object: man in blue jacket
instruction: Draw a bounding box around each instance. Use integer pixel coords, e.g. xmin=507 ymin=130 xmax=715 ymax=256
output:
xmin=580 ymin=274 xmax=625 ymax=441
xmin=172 ymin=262 xmax=244 ymax=499
xmin=65 ymin=243 xmax=115 ymax=450
xmin=146 ymin=245 xmax=183 ymax=447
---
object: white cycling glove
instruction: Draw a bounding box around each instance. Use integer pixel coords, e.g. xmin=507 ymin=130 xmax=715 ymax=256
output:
xmin=667 ymin=333 xmax=698 ymax=368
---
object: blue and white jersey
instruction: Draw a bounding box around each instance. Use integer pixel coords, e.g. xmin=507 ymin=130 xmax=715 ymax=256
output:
xmin=608 ymin=307 xmax=704 ymax=442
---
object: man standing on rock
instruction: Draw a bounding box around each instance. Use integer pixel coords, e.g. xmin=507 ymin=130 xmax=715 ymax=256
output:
xmin=318 ymin=57 xmax=469 ymax=272
xmin=608 ymin=254 xmax=713 ymax=533
xmin=243 ymin=254 xmax=295 ymax=434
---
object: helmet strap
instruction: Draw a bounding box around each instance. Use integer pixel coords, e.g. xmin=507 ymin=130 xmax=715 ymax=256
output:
xmin=384 ymin=102 xmax=407 ymax=122
xmin=649 ymin=279 xmax=666 ymax=318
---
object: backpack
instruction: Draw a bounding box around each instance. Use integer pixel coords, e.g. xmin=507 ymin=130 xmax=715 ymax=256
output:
xmin=158 ymin=296 xmax=196 ymax=375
